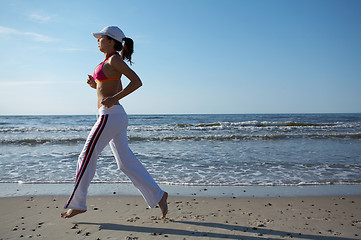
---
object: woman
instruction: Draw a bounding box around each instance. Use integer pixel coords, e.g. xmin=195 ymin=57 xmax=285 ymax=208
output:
xmin=61 ymin=26 xmax=168 ymax=219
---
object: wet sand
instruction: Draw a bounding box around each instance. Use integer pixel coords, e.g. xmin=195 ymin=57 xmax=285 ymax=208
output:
xmin=1 ymin=195 xmax=360 ymax=240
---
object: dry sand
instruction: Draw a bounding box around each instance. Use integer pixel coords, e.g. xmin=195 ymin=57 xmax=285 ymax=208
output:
xmin=1 ymin=195 xmax=360 ymax=240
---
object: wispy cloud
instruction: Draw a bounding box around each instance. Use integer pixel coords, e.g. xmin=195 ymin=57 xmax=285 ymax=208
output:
xmin=25 ymin=46 xmax=91 ymax=52
xmin=0 ymin=26 xmax=57 ymax=42
xmin=0 ymin=80 xmax=76 ymax=87
xmin=60 ymin=47 xmax=91 ymax=52
xmin=28 ymin=13 xmax=54 ymax=23
xmin=0 ymin=26 xmax=17 ymax=35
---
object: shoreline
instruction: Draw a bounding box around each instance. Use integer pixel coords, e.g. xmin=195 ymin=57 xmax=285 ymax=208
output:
xmin=1 ymin=194 xmax=360 ymax=239
xmin=1 ymin=183 xmax=361 ymax=198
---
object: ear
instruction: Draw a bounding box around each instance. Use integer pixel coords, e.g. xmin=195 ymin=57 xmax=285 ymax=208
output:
xmin=108 ymin=38 xmax=115 ymax=47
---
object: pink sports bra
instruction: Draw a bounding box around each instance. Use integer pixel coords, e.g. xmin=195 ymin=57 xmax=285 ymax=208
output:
xmin=93 ymin=52 xmax=120 ymax=82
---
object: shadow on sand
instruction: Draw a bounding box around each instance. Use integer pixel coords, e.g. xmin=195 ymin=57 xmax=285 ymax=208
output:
xmin=76 ymin=220 xmax=358 ymax=240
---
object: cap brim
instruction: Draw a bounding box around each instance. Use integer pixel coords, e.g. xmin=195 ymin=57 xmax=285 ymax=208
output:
xmin=92 ymin=32 xmax=106 ymax=38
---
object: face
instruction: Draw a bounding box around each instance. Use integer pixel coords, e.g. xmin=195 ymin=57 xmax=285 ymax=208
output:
xmin=97 ymin=36 xmax=113 ymax=52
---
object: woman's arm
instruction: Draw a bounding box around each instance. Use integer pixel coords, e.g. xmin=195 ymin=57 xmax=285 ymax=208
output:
xmin=101 ymin=57 xmax=142 ymax=107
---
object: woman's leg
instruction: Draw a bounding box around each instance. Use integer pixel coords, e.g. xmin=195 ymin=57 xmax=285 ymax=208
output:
xmin=108 ymin=107 xmax=167 ymax=215
xmin=110 ymin=130 xmax=165 ymax=209
xmin=63 ymin=114 xmax=112 ymax=212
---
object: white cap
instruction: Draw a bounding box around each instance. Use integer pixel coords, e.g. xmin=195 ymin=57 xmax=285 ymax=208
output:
xmin=92 ymin=26 xmax=125 ymax=42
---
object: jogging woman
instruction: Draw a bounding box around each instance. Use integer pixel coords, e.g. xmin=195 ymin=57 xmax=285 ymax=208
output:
xmin=61 ymin=26 xmax=168 ymax=219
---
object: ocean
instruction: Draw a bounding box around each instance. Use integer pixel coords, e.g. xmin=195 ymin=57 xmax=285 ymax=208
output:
xmin=1 ymin=113 xmax=361 ymax=190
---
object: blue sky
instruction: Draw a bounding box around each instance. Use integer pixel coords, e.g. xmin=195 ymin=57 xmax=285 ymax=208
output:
xmin=0 ymin=0 xmax=360 ymax=115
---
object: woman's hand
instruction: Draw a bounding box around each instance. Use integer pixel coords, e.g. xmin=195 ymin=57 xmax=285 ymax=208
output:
xmin=101 ymin=96 xmax=117 ymax=108
xmin=87 ymin=75 xmax=96 ymax=89
xmin=107 ymin=56 xmax=142 ymax=101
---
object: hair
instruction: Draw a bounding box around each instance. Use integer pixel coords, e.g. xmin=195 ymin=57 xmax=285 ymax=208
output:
xmin=106 ymin=36 xmax=134 ymax=65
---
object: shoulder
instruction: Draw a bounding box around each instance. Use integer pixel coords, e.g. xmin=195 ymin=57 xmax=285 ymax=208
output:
xmin=109 ymin=54 xmax=124 ymax=66
xmin=108 ymin=53 xmax=122 ymax=63
xmin=108 ymin=53 xmax=128 ymax=71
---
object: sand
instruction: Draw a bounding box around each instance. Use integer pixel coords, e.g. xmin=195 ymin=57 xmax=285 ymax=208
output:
xmin=1 ymin=195 xmax=360 ymax=240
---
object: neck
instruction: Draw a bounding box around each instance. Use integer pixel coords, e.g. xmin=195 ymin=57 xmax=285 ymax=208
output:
xmin=102 ymin=48 xmax=117 ymax=58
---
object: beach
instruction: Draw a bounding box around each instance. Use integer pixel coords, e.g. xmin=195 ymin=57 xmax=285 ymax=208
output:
xmin=1 ymin=194 xmax=360 ymax=240
xmin=1 ymin=114 xmax=360 ymax=239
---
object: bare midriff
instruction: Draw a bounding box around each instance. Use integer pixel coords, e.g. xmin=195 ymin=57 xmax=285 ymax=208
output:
xmin=97 ymin=79 xmax=122 ymax=108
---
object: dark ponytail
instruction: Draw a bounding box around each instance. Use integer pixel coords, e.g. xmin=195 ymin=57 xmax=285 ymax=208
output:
xmin=121 ymin=37 xmax=134 ymax=65
xmin=106 ymin=36 xmax=134 ymax=65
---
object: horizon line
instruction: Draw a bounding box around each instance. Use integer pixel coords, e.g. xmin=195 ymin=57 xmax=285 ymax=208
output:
xmin=1 ymin=112 xmax=360 ymax=116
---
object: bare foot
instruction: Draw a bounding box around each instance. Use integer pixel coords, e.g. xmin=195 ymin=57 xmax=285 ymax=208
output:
xmin=61 ymin=209 xmax=86 ymax=218
xmin=158 ymin=192 xmax=168 ymax=218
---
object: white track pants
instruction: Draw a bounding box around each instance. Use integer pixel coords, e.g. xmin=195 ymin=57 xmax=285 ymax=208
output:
xmin=64 ymin=105 xmax=164 ymax=210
